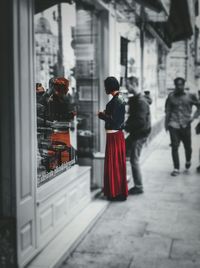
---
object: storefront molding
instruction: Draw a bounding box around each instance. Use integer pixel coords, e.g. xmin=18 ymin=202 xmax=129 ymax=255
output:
xmin=36 ymin=165 xmax=91 ymax=253
xmin=28 ymin=199 xmax=108 ymax=268
xmin=37 ymin=165 xmax=90 ymax=204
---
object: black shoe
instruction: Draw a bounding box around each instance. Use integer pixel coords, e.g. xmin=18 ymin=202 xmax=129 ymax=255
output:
xmin=185 ymin=162 xmax=191 ymax=170
xmin=171 ymin=169 xmax=180 ymax=176
xmin=129 ymin=187 xmax=143 ymax=195
xmin=115 ymin=195 xmax=127 ymax=201
xmin=197 ymin=166 xmax=200 ymax=173
xmin=107 ymin=196 xmax=116 ymax=201
xmin=107 ymin=195 xmax=127 ymax=201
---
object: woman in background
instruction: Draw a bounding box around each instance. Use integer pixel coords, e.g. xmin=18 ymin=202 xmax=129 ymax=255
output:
xmin=98 ymin=77 xmax=128 ymax=201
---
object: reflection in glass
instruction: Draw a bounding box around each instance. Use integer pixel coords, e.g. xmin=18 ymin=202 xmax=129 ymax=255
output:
xmin=34 ymin=3 xmax=77 ymax=186
xmin=34 ymin=2 xmax=103 ymax=187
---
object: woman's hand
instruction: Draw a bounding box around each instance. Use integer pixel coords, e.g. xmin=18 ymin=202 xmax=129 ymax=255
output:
xmin=72 ymin=111 xmax=77 ymax=117
xmin=97 ymin=111 xmax=106 ymax=119
xmin=97 ymin=111 xmax=105 ymax=115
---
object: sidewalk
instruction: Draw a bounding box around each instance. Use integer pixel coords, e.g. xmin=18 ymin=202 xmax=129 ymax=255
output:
xmin=60 ymin=129 xmax=200 ymax=268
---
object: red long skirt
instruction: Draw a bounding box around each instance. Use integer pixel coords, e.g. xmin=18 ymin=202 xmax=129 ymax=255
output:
xmin=104 ymin=130 xmax=128 ymax=198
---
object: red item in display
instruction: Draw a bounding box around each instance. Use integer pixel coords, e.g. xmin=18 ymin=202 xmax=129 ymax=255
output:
xmin=50 ymin=131 xmax=71 ymax=163
xmin=53 ymin=77 xmax=69 ymax=95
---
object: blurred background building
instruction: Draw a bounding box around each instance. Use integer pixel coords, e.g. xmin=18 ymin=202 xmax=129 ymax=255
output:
xmin=35 ymin=17 xmax=59 ymax=88
xmin=0 ymin=0 xmax=200 ymax=267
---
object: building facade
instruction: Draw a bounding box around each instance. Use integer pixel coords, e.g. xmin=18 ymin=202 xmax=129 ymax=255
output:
xmin=166 ymin=0 xmax=199 ymax=92
xmin=35 ymin=17 xmax=58 ymax=88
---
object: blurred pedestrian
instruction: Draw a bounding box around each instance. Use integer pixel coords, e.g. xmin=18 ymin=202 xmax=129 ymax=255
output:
xmin=194 ymin=108 xmax=200 ymax=173
xmin=165 ymin=77 xmax=200 ymax=176
xmin=98 ymin=76 xmax=128 ymax=201
xmin=125 ymin=77 xmax=151 ymax=194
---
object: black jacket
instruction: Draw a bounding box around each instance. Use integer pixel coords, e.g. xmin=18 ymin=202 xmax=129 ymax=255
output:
xmin=125 ymin=94 xmax=151 ymax=140
xmin=98 ymin=93 xmax=125 ymax=130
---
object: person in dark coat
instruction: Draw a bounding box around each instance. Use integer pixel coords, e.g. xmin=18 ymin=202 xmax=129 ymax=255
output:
xmin=98 ymin=76 xmax=128 ymax=201
xmin=125 ymin=77 xmax=151 ymax=194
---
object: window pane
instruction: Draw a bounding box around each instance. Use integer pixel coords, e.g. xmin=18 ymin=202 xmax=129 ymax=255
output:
xmin=34 ymin=3 xmax=77 ymax=186
xmin=34 ymin=2 xmax=103 ymax=188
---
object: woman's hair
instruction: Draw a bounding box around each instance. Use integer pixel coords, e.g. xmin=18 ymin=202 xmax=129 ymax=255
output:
xmin=104 ymin=76 xmax=120 ymax=94
xmin=174 ymin=77 xmax=185 ymax=85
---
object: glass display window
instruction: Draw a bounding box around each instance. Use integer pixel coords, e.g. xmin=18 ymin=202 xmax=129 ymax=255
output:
xmin=34 ymin=3 xmax=77 ymax=186
xmin=34 ymin=1 xmax=105 ymax=186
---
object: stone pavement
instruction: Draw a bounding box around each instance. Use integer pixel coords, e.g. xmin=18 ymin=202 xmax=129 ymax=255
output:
xmin=60 ymin=129 xmax=200 ymax=268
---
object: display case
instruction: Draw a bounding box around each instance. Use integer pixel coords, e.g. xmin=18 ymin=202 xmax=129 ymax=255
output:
xmin=36 ymin=81 xmax=77 ymax=186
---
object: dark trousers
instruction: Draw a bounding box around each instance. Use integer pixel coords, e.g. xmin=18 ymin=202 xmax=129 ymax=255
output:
xmin=130 ymin=137 xmax=147 ymax=189
xmin=169 ymin=125 xmax=192 ymax=170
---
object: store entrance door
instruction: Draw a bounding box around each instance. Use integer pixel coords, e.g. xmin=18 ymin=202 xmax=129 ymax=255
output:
xmin=14 ymin=1 xmax=37 ymax=267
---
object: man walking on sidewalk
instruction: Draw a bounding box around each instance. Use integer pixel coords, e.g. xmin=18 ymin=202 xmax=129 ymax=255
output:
xmin=165 ymin=77 xmax=200 ymax=176
xmin=125 ymin=77 xmax=151 ymax=194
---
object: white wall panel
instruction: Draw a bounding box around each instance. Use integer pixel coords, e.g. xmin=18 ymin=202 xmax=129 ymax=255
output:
xmin=20 ymin=222 xmax=33 ymax=252
xmin=40 ymin=206 xmax=53 ymax=234
xmin=36 ymin=166 xmax=91 ymax=250
xmin=55 ymin=196 xmax=67 ymax=223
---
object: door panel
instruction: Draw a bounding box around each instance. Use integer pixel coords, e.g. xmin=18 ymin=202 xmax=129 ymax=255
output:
xmin=13 ymin=0 xmax=37 ymax=266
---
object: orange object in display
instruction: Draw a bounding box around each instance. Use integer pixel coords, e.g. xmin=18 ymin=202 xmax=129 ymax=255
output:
xmin=50 ymin=131 xmax=71 ymax=165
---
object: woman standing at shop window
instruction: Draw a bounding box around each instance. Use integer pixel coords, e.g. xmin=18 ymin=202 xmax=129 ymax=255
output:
xmin=98 ymin=77 xmax=128 ymax=201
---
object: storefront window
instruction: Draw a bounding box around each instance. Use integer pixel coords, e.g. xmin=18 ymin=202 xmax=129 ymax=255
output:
xmin=34 ymin=1 xmax=103 ymax=187
xmin=75 ymin=3 xmax=101 ymax=159
xmin=34 ymin=3 xmax=77 ymax=186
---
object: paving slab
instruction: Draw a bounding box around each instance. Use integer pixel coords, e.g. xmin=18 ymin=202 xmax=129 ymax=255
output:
xmin=61 ymin=252 xmax=132 ymax=268
xmin=130 ymin=257 xmax=200 ymax=268
xmin=170 ymin=239 xmax=200 ymax=261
